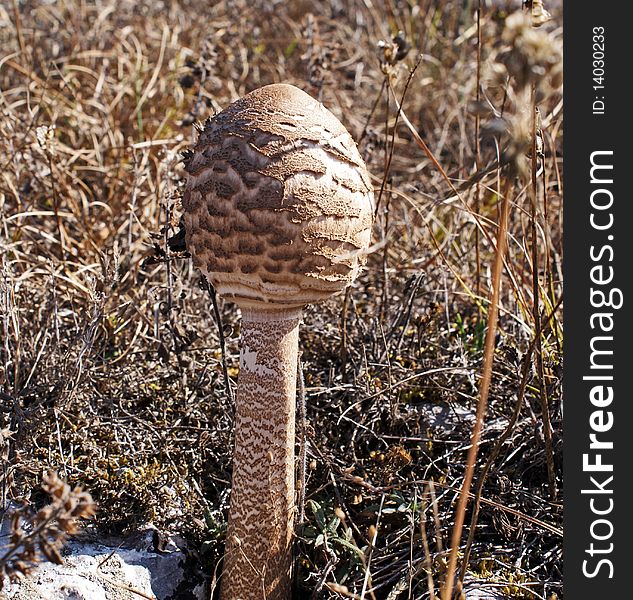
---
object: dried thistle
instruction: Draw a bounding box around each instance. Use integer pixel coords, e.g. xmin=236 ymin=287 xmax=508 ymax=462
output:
xmin=496 ymin=11 xmax=562 ymax=94
xmin=0 ymin=471 xmax=96 ymax=590
xmin=482 ymin=9 xmax=561 ymax=176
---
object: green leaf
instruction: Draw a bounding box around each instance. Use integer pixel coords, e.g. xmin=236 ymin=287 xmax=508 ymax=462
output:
xmin=334 ymin=536 xmax=365 ymax=558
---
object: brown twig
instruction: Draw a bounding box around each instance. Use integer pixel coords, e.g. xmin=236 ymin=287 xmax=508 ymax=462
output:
xmin=440 ymin=175 xmax=513 ymax=600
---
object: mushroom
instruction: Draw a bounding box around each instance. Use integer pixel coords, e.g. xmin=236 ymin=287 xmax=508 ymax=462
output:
xmin=182 ymin=83 xmax=374 ymax=600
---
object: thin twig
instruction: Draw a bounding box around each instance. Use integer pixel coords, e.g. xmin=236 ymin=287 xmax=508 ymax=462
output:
xmin=530 ymin=88 xmax=556 ymax=499
xmin=473 ymin=1 xmax=484 ymax=300
xmin=296 ymin=353 xmax=307 ymax=524
xmin=441 ymin=176 xmax=513 ymax=600
xmin=206 ymin=281 xmax=234 ymax=406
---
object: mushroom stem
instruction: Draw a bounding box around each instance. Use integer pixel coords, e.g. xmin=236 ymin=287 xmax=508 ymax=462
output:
xmin=220 ymin=307 xmax=302 ymax=600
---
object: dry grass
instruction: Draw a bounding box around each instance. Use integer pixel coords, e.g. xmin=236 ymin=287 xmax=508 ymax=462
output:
xmin=0 ymin=1 xmax=563 ymax=598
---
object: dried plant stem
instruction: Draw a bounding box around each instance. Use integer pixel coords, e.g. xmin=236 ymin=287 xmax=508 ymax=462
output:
xmin=377 ymin=77 xmax=392 ymax=327
xmin=419 ymin=487 xmax=437 ymax=600
xmin=440 ymin=176 xmax=512 ymax=600
xmin=339 ymin=287 xmax=351 ymax=367
xmin=360 ymin=493 xmax=383 ymax=600
xmin=376 ymin=65 xmax=420 ymax=324
xmin=379 ymin=196 xmax=390 ymax=326
xmin=338 ymin=472 xmax=562 ymax=537
xmin=296 ymin=354 xmax=307 ymax=524
xmin=459 ymin=295 xmax=563 ymax=583
xmin=474 ymin=1 xmax=483 ymax=298
xmin=359 ymin=79 xmax=386 ymax=144
xmin=11 ymin=0 xmax=26 ymax=57
xmin=375 ymin=61 xmax=420 ymax=215
xmin=388 ymin=88 xmax=461 ymax=201
xmin=46 ymin=152 xmax=67 ymax=263
xmin=530 ymin=88 xmax=556 ymax=499
xmin=206 ymin=282 xmax=234 ymax=407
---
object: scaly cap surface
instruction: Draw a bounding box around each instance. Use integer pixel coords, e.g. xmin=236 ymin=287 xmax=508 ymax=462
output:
xmin=182 ymin=83 xmax=374 ymax=310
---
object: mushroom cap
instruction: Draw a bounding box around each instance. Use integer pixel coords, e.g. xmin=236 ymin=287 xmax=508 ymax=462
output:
xmin=182 ymin=83 xmax=375 ymax=310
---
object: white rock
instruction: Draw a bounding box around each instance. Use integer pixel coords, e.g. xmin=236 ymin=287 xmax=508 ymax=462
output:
xmin=0 ymin=511 xmax=205 ymax=600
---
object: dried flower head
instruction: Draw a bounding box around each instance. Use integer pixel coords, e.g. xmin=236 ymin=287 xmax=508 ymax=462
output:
xmin=496 ymin=11 xmax=562 ymax=94
xmin=377 ymin=31 xmax=411 ymax=75
xmin=0 ymin=472 xmax=96 ymax=590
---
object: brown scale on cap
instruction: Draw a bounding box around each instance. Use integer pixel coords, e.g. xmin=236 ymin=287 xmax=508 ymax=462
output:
xmin=182 ymin=83 xmax=374 ymax=310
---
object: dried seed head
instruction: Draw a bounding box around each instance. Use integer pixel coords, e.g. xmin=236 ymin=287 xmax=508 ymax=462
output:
xmin=35 ymin=125 xmax=56 ymax=156
xmin=497 ymin=11 xmax=562 ymax=93
xmin=1 ymin=472 xmax=95 ymax=588
xmin=377 ymin=31 xmax=411 ymax=71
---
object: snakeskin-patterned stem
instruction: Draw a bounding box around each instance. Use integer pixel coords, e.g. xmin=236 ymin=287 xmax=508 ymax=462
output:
xmin=220 ymin=308 xmax=302 ymax=600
